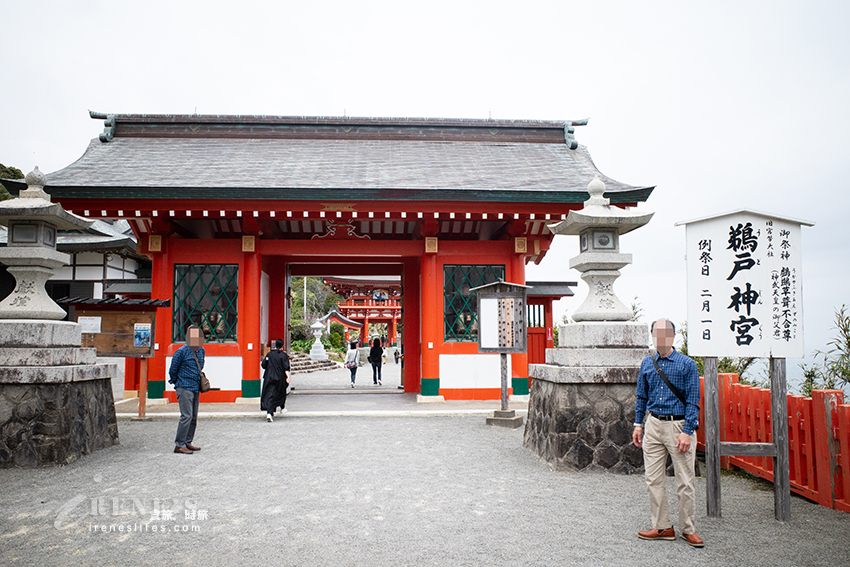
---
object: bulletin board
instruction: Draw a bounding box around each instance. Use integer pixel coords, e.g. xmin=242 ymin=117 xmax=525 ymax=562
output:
xmin=76 ymin=309 xmax=157 ymax=358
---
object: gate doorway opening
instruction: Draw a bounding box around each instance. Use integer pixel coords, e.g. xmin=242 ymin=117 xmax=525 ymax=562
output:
xmin=273 ymin=260 xmax=412 ymax=395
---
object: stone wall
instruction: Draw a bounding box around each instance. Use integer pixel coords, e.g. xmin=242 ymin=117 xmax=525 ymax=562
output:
xmin=0 ymin=378 xmax=119 ymax=467
xmin=523 ymin=378 xmax=643 ymax=474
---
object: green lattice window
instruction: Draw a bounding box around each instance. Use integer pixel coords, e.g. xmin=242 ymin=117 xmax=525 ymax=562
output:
xmin=444 ymin=264 xmax=505 ymax=342
xmin=173 ymin=265 xmax=238 ymax=343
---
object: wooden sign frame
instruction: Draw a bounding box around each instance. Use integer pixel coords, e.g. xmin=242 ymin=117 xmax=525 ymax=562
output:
xmin=76 ymin=309 xmax=157 ymax=358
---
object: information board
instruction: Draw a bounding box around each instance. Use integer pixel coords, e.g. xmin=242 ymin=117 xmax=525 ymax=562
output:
xmin=681 ymin=211 xmax=811 ymax=357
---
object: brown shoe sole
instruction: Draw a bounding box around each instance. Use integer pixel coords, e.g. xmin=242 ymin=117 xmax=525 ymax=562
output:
xmin=638 ymin=532 xmax=675 ymax=541
xmin=681 ymin=535 xmax=705 ymax=547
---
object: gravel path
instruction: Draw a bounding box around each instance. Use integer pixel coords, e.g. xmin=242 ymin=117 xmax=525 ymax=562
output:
xmin=1 ymin=416 xmax=848 ymax=566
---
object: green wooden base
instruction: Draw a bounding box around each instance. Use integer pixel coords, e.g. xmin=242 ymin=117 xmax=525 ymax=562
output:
xmin=242 ymin=379 xmax=261 ymax=398
xmin=148 ymin=380 xmax=165 ymax=399
xmin=420 ymin=378 xmax=440 ymax=397
xmin=511 ymin=377 xmax=529 ymax=396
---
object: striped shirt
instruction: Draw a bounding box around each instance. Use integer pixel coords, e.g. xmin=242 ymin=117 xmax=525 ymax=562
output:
xmin=634 ymin=347 xmax=700 ymax=435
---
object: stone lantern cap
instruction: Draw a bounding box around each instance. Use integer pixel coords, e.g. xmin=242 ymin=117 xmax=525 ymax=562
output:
xmin=310 ymin=320 xmax=325 ymax=330
xmin=547 ymin=177 xmax=654 ymax=236
xmin=0 ymin=167 xmax=92 ymax=231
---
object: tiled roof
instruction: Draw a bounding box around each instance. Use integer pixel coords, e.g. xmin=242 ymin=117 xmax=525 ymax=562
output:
xmin=3 ymin=114 xmax=653 ymax=205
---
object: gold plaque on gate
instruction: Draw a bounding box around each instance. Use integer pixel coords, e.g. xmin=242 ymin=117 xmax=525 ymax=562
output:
xmin=425 ymin=237 xmax=438 ymax=254
xmin=242 ymin=235 xmax=256 ymax=252
xmin=148 ymin=235 xmax=162 ymax=252
xmin=514 ymin=237 xmax=527 ymax=254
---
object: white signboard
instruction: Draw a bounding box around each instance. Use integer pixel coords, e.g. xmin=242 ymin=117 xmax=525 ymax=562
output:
xmin=78 ymin=316 xmax=102 ymax=334
xmin=681 ymin=211 xmax=811 ymax=358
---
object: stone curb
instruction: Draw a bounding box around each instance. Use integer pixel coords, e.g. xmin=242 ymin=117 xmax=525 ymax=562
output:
xmin=116 ymin=408 xmax=529 ymax=420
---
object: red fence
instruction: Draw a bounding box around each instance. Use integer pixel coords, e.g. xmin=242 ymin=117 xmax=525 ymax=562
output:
xmin=696 ymin=374 xmax=850 ymax=513
xmin=527 ymin=327 xmax=547 ymax=365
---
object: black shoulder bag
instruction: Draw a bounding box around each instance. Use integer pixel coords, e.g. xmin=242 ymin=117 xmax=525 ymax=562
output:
xmin=650 ymin=354 xmax=698 ymax=430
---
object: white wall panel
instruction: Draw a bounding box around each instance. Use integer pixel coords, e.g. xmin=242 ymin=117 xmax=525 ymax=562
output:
xmin=438 ymin=354 xmax=511 ymax=389
xmin=164 ymin=355 xmax=243 ymax=391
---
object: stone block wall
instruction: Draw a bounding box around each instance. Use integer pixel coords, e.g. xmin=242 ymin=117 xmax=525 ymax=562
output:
xmin=0 ymin=378 xmax=119 ymax=468
xmin=523 ymin=378 xmax=644 ymax=474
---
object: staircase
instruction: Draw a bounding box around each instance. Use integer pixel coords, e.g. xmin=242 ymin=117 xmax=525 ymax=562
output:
xmin=289 ymin=352 xmax=339 ymax=374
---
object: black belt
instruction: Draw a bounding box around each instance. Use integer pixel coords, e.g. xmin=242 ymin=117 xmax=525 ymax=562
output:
xmin=650 ymin=411 xmax=685 ymax=421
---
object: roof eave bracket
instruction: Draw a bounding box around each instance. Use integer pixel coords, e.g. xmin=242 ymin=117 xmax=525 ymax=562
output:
xmin=564 ymin=118 xmax=589 ymax=150
xmin=98 ymin=114 xmax=116 ymax=143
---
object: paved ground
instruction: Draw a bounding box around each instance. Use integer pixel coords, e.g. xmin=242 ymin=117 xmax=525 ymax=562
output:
xmin=3 ymin=413 xmax=850 ymax=565
xmin=115 ymin=362 xmax=530 ymax=418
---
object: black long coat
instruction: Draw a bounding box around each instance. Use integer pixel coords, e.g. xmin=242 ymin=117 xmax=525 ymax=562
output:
xmin=260 ymin=349 xmax=290 ymax=413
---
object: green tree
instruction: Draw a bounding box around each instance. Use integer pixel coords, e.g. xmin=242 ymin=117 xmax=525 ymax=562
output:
xmin=0 ymin=163 xmax=23 ymax=201
xmin=630 ymin=296 xmax=644 ymax=322
xmin=799 ymin=304 xmax=850 ymax=396
xmin=678 ymin=322 xmax=759 ymax=383
xmin=290 ymin=277 xmax=342 ymax=323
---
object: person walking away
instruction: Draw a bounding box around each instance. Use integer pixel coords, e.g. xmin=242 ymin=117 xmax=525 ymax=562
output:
xmin=261 ymin=338 xmax=291 ymax=422
xmin=344 ymin=341 xmax=360 ymax=388
xmin=169 ymin=325 xmax=204 ymax=454
xmin=369 ymin=337 xmax=384 ymax=385
xmin=633 ymin=318 xmax=704 ymax=547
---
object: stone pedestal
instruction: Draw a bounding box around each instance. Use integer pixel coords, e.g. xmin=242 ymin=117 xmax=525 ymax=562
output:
xmin=0 ymin=321 xmax=119 ymax=468
xmin=525 ymin=322 xmax=651 ymax=473
xmin=486 ymin=409 xmax=524 ymax=429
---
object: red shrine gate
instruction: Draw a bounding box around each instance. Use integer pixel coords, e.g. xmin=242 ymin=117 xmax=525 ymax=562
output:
xmin=9 ymin=113 xmax=652 ymax=401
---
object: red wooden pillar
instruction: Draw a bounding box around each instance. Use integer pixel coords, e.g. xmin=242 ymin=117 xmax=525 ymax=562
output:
xmin=267 ymin=260 xmax=287 ymax=345
xmin=420 ymin=252 xmax=440 ymax=396
xmin=148 ymin=239 xmax=171 ymax=399
xmin=124 ymin=358 xmax=140 ymax=395
xmin=509 ymin=250 xmax=528 ymax=395
xmin=403 ymin=257 xmax=421 ymax=394
xmin=812 ymin=390 xmax=844 ymax=509
xmin=241 ymin=250 xmax=262 ymax=397
xmin=544 ymin=297 xmax=555 ymax=350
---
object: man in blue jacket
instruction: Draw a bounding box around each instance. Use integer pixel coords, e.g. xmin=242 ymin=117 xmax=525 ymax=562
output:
xmin=633 ymin=319 xmax=704 ymax=547
xmin=169 ymin=325 xmax=205 ymax=454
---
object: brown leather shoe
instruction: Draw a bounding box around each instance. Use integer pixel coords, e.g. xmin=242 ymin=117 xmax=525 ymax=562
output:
xmin=638 ymin=527 xmax=675 ymax=540
xmin=174 ymin=446 xmax=193 ymax=454
xmin=186 ymin=444 xmax=201 ymax=451
xmin=681 ymin=533 xmax=704 ymax=547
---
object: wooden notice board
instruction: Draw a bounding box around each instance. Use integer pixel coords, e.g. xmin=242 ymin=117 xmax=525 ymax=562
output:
xmin=76 ymin=309 xmax=157 ymax=358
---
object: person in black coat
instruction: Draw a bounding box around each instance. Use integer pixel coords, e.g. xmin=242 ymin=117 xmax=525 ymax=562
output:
xmin=261 ymin=339 xmax=291 ymax=422
xmin=369 ymin=337 xmax=384 ymax=386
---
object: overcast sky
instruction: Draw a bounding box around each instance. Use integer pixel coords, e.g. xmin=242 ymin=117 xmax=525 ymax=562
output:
xmin=3 ymin=1 xmax=849 ymax=389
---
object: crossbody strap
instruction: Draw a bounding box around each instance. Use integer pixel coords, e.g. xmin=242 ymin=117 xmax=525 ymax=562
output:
xmin=652 ymin=354 xmax=687 ymax=406
xmin=190 ymin=349 xmax=203 ymax=382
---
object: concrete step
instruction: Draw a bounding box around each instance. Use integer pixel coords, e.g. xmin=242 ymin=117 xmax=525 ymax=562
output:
xmin=288 ymin=353 xmax=340 ymax=374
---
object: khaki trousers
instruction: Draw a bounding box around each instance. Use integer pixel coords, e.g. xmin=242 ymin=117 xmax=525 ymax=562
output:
xmin=642 ymin=414 xmax=696 ymax=535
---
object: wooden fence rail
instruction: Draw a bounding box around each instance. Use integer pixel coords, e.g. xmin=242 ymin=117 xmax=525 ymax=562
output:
xmin=696 ymin=374 xmax=849 ymax=513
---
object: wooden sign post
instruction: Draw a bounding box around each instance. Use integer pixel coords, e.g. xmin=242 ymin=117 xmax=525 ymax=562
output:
xmin=677 ymin=210 xmax=813 ymax=521
xmin=472 ymin=280 xmax=531 ymax=428
xmin=75 ymin=307 xmax=158 ymax=420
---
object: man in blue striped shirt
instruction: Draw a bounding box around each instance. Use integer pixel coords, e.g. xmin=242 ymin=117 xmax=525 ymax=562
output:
xmin=169 ymin=325 xmax=205 ymax=454
xmin=633 ymin=319 xmax=704 ymax=548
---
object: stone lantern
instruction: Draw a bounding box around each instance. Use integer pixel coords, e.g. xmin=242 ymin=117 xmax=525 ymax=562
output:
xmin=547 ymin=177 xmax=654 ymax=322
xmin=0 ymin=167 xmax=94 ymax=320
xmin=309 ymin=320 xmax=329 ymax=361
xmin=0 ymin=168 xmax=118 ymax=468
xmin=524 ymin=178 xmax=654 ymax=474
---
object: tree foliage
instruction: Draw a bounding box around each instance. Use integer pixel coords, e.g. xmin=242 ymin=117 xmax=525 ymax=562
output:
xmin=290 ymin=277 xmax=342 ymax=323
xmin=799 ymin=304 xmax=850 ymax=396
xmin=678 ymin=321 xmax=759 ymax=383
xmin=0 ymin=163 xmax=23 ymax=201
